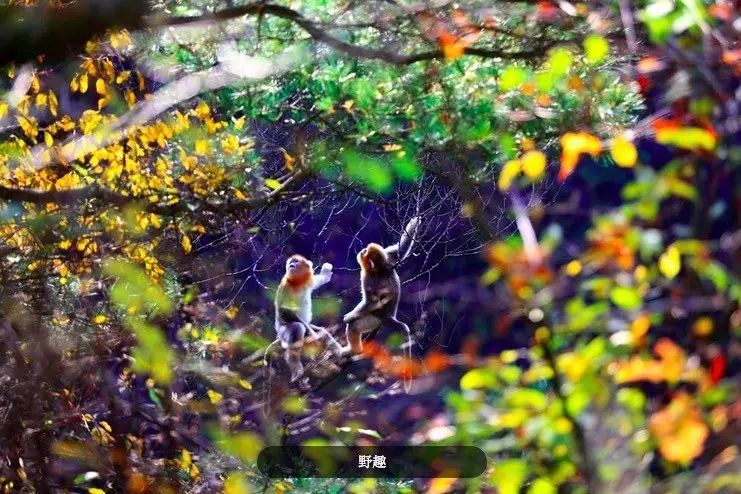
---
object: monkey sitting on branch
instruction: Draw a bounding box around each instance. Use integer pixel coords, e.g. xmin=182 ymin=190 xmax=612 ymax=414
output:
xmin=342 ymin=217 xmax=420 ymax=388
xmin=274 ymin=254 xmax=343 ymax=380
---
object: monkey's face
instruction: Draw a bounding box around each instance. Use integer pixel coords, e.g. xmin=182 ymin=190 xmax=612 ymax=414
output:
xmin=358 ymin=243 xmax=387 ymax=273
xmin=284 ymin=255 xmax=313 ymax=289
xmin=286 ymin=255 xmax=312 ymax=279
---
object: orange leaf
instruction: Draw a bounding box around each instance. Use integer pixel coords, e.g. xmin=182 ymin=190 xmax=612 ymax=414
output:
xmin=439 ymin=33 xmax=466 ymax=61
xmin=428 ymin=477 xmax=458 ymax=494
xmin=558 ymin=132 xmax=602 ymax=180
xmin=649 ymin=393 xmax=709 ymax=464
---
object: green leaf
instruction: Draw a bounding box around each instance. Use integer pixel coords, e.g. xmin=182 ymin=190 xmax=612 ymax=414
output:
xmin=104 ymin=260 xmax=174 ymax=316
xmin=583 ymin=35 xmax=609 ymax=64
xmin=498 ymin=133 xmax=518 ymax=159
xmin=208 ymin=425 xmax=265 ymax=464
xmin=460 ymin=368 xmax=497 ymax=390
xmin=499 ymin=66 xmax=528 ymax=91
xmin=282 ymin=394 xmax=308 ymax=415
xmin=528 ymin=478 xmax=557 ymax=494
xmin=507 ymin=388 xmax=547 ymax=411
xmin=491 ymin=459 xmax=527 ymax=494
xmin=343 ymin=149 xmax=393 ymax=193
xmin=610 ymin=286 xmax=642 ymax=311
xmin=391 ymin=150 xmax=423 ymax=182
xmin=265 ymin=178 xmax=281 ymax=190
xmin=128 ymin=319 xmax=175 ymax=384
xmin=617 ymin=388 xmax=646 ymax=412
xmin=224 ymin=472 xmax=251 ymax=494
xmin=548 ymin=48 xmax=573 ymax=77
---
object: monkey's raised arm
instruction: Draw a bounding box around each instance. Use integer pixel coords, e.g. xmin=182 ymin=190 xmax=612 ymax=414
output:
xmin=385 ymin=216 xmax=420 ymax=265
xmin=311 ymin=262 xmax=333 ymax=289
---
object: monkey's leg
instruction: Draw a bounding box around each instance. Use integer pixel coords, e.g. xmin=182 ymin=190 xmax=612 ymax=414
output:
xmin=309 ymin=324 xmax=343 ymax=357
xmin=285 ymin=348 xmax=304 ymax=381
xmin=278 ymin=322 xmax=306 ymax=381
xmin=343 ymin=314 xmax=381 ymax=354
xmin=386 ymin=317 xmax=414 ymax=392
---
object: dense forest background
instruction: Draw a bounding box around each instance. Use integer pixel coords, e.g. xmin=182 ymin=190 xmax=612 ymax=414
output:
xmin=0 ymin=0 xmax=739 ymax=492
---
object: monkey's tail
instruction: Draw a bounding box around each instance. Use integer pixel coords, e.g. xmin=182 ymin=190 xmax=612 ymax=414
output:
xmin=262 ymin=339 xmax=280 ymax=415
xmin=403 ymin=331 xmax=413 ymax=393
xmin=397 ymin=216 xmax=420 ymax=262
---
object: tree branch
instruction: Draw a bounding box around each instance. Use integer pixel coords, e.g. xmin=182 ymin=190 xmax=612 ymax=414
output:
xmin=154 ymin=3 xmax=558 ymax=64
xmin=0 ymin=168 xmax=311 ymax=217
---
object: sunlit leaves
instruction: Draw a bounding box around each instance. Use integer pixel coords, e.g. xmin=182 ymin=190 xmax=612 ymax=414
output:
xmin=548 ymin=48 xmax=573 ymax=77
xmin=104 ymin=260 xmax=174 ymax=316
xmin=224 ymin=472 xmax=252 ymax=494
xmin=342 ymin=148 xmax=422 ymax=193
xmin=583 ymin=35 xmax=609 ymax=64
xmin=610 ymin=286 xmax=642 ymax=311
xmin=558 ymin=132 xmax=601 ymax=180
xmin=658 ymin=245 xmax=681 ymax=279
xmin=460 ymin=368 xmax=497 ymax=390
xmin=655 ymin=125 xmax=716 ymax=151
xmin=208 ymin=426 xmax=264 ymax=464
xmin=498 ymin=150 xmax=546 ymax=190
xmin=649 ymin=393 xmax=709 ymax=464
xmin=521 ymin=150 xmax=547 ymax=178
xmin=181 ymin=234 xmax=193 ymax=254
xmin=610 ymin=136 xmax=638 ymax=168
xmin=128 ymin=319 xmax=175 ymax=384
xmin=439 ymin=34 xmax=466 ymax=61
xmin=499 ymin=66 xmax=528 ymax=91
xmin=427 ymin=476 xmax=457 ymax=494
xmin=490 ymin=459 xmax=527 ymax=494
xmin=615 ymin=338 xmax=688 ymax=384
xmin=498 ymin=159 xmax=521 ymax=191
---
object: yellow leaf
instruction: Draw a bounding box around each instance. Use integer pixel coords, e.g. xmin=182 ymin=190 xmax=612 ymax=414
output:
xmin=610 ymin=135 xmax=637 ymax=168
xmin=224 ymin=306 xmax=239 ymax=319
xmin=659 ymin=246 xmax=681 ymax=279
xmin=96 ymin=78 xmax=107 ymax=96
xmin=88 ymin=489 xmax=106 ymax=494
xmin=521 ymin=150 xmax=546 ymax=178
xmin=498 ymin=159 xmax=521 ymax=191
xmin=239 ymin=379 xmax=252 ymax=390
xmin=195 ymin=101 xmax=210 ymax=119
xmin=234 ymin=116 xmax=245 ymax=130
xmin=265 ymin=178 xmax=281 ymax=190
xmin=630 ymin=314 xmax=650 ymax=340
xmin=98 ymin=96 xmax=111 ymax=110
xmin=124 ymin=90 xmax=136 ymax=108
xmin=48 ymin=91 xmax=58 ymax=116
xmin=115 ymin=70 xmax=131 ymax=84
xmin=35 ymin=93 xmax=48 ymax=107
xmin=656 ymin=126 xmax=716 ymax=151
xmin=79 ymin=73 xmax=89 ymax=94
xmin=30 ymin=73 xmax=40 ymax=94
xmin=181 ymin=235 xmax=192 ymax=254
xmin=44 ymin=132 xmax=53 ymax=147
xmin=649 ymin=393 xmax=708 ymax=465
xmin=0 ymin=102 xmax=7 ymax=118
xmin=692 ymin=316 xmax=713 ymax=337
xmin=224 ymin=472 xmax=251 ymax=494
xmin=93 ymin=314 xmax=107 ymax=324
xmin=194 ymin=139 xmax=211 ymax=155
xmin=439 ymin=34 xmax=465 ymax=61
xmin=207 ymin=389 xmax=223 ymax=404
xmin=221 ymin=134 xmax=240 ymax=155
xmin=281 ymin=148 xmax=295 ymax=171
xmin=428 ymin=477 xmax=458 ymax=494
xmin=558 ymin=132 xmax=602 ymax=180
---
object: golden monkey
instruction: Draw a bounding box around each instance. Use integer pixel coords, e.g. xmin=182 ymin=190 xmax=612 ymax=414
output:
xmin=343 ymin=217 xmax=420 ymax=380
xmin=275 ymin=254 xmax=342 ymax=380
